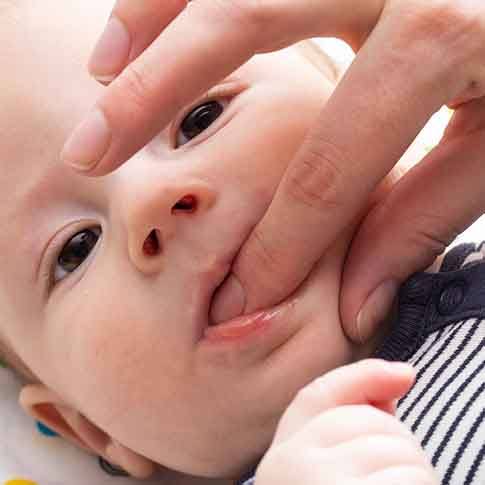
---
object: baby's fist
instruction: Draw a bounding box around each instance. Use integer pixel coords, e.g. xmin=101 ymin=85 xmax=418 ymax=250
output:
xmin=255 ymin=359 xmax=438 ymax=485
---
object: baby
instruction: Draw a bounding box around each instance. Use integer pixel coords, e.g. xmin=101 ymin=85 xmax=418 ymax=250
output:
xmin=0 ymin=1 xmax=483 ymax=484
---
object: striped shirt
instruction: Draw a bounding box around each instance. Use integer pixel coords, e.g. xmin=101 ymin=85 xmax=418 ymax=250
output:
xmin=238 ymin=242 xmax=485 ymax=485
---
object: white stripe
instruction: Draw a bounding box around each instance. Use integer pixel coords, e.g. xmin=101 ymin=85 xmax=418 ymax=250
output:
xmin=438 ymin=390 xmax=485 ymax=483
xmin=398 ymin=320 xmax=472 ymax=425
xmin=423 ymin=335 xmax=484 ymax=462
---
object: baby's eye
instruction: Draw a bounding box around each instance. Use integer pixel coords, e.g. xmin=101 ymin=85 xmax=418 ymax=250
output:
xmin=176 ymin=99 xmax=227 ymax=147
xmin=55 ymin=227 xmax=101 ymax=283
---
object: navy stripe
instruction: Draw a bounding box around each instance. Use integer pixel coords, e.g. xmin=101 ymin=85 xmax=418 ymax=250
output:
xmin=442 ymin=405 xmax=485 ymax=485
xmin=465 ymin=439 xmax=485 ymax=485
xmin=421 ymin=353 xmax=485 ymax=447
xmin=398 ymin=323 xmax=462 ymax=411
xmin=400 ymin=320 xmax=477 ymax=421
xmin=399 ymin=328 xmax=448 ymax=410
xmin=412 ymin=332 xmax=485 ymax=433
xmin=432 ymin=380 xmax=485 ymax=467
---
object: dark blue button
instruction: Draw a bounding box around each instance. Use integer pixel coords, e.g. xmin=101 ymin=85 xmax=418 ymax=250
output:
xmin=437 ymin=281 xmax=466 ymax=315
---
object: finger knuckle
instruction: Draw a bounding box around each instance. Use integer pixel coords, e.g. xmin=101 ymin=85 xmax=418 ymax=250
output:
xmin=365 ymin=434 xmax=426 ymax=464
xmin=343 ymin=405 xmax=411 ymax=436
xmin=201 ymin=0 xmax=263 ymax=31
xmin=345 ymin=404 xmax=393 ymax=425
xmin=406 ymin=212 xmax=455 ymax=260
xmin=402 ymin=1 xmax=485 ymax=79
xmin=395 ymin=465 xmax=438 ymax=485
xmin=117 ymin=63 xmax=156 ymax=113
xmin=242 ymin=228 xmax=297 ymax=294
xmin=248 ymin=228 xmax=278 ymax=271
xmin=286 ymin=138 xmax=348 ymax=214
xmin=406 ymin=1 xmax=481 ymax=38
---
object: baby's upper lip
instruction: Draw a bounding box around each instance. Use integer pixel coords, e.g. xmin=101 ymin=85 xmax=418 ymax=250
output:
xmin=194 ymin=263 xmax=231 ymax=341
xmin=193 ymin=216 xmax=259 ymax=339
xmin=190 ymin=253 xmax=236 ymax=341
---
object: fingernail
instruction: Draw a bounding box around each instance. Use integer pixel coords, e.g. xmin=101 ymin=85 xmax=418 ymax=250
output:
xmin=356 ymin=280 xmax=398 ymax=343
xmin=210 ymin=274 xmax=246 ymax=324
xmin=61 ymin=108 xmax=112 ymax=171
xmin=88 ymin=16 xmax=131 ymax=83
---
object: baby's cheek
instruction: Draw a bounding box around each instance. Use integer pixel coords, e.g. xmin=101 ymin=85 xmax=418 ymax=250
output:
xmin=54 ymin=301 xmax=152 ymax=420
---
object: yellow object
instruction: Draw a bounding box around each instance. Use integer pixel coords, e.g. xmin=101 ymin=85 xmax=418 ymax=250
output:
xmin=5 ymin=480 xmax=38 ymax=485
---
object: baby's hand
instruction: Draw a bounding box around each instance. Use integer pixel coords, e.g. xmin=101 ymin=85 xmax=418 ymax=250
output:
xmin=255 ymin=359 xmax=438 ymax=485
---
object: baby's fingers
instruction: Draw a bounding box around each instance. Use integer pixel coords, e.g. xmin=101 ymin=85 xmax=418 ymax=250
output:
xmin=88 ymin=0 xmax=188 ymax=84
xmin=257 ymin=434 xmax=433 ymax=485
xmin=361 ymin=465 xmax=439 ymax=485
xmin=272 ymin=359 xmax=415 ymax=445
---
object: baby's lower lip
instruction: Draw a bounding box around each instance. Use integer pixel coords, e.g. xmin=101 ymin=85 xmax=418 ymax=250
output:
xmin=203 ymin=306 xmax=285 ymax=341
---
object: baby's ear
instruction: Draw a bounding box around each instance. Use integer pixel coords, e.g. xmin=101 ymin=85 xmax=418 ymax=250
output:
xmin=19 ymin=384 xmax=157 ymax=479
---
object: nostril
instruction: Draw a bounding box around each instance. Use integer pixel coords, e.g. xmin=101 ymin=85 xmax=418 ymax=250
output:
xmin=143 ymin=229 xmax=161 ymax=256
xmin=172 ymin=194 xmax=198 ymax=214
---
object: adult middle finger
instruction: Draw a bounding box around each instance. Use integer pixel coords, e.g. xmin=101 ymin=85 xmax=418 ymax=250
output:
xmin=60 ymin=0 xmax=386 ymax=176
xmin=61 ymin=0 xmax=263 ymax=175
xmin=89 ymin=0 xmax=189 ymax=84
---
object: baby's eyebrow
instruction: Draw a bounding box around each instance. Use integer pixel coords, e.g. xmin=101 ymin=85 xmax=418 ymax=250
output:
xmin=8 ymin=161 xmax=78 ymax=284
xmin=186 ymin=74 xmax=245 ymax=106
xmin=14 ymin=161 xmax=65 ymax=220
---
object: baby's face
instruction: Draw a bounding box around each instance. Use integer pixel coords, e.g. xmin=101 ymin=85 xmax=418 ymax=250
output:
xmin=0 ymin=0 xmax=367 ymax=478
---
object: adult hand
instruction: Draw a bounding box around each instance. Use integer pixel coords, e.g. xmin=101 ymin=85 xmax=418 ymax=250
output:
xmin=61 ymin=0 xmax=485 ymax=336
xmin=340 ymin=97 xmax=485 ymax=343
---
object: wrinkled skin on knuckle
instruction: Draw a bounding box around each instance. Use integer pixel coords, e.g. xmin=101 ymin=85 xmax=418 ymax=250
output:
xmin=286 ymin=139 xmax=347 ymax=214
xmin=322 ymin=405 xmax=415 ymax=440
xmin=362 ymin=434 xmax=429 ymax=467
xmin=401 ymin=0 xmax=479 ymax=39
xmin=397 ymin=0 xmax=485 ymax=83
xmin=242 ymin=227 xmax=298 ymax=299
xmin=404 ymin=212 xmax=456 ymax=262
xmin=206 ymin=0 xmax=293 ymax=52
xmin=362 ymin=202 xmax=454 ymax=272
xmin=204 ymin=0 xmax=263 ymax=32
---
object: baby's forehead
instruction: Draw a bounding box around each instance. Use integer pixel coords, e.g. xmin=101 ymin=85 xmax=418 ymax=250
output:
xmin=0 ymin=0 xmax=316 ymax=242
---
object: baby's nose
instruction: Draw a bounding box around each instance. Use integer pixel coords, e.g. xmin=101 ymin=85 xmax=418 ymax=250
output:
xmin=122 ymin=178 xmax=217 ymax=274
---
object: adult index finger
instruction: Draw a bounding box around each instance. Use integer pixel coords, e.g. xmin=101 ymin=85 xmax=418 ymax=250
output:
xmin=61 ymin=0 xmax=260 ymax=175
xmin=210 ymin=10 xmax=468 ymax=323
xmin=89 ymin=0 xmax=188 ymax=84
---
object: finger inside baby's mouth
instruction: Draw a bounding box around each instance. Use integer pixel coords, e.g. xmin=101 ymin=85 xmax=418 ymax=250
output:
xmin=208 ymin=272 xmax=246 ymax=326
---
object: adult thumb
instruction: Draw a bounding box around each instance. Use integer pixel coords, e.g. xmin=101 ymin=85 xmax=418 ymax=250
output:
xmin=340 ymin=126 xmax=485 ymax=343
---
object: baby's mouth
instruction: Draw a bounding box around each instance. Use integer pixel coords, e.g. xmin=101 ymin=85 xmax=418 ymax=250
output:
xmin=207 ymin=269 xmax=233 ymax=327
